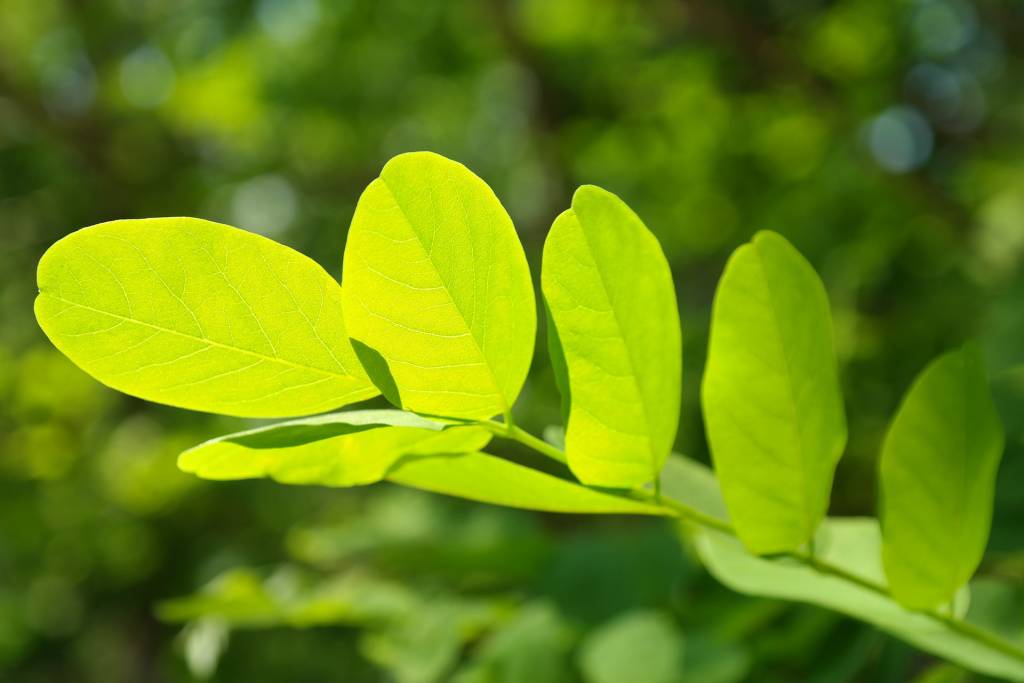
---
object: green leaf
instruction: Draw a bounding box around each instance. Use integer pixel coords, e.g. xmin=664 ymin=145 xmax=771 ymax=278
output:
xmin=879 ymin=343 xmax=1005 ymax=610
xmin=660 ymin=456 xmax=1024 ymax=682
xmin=179 ymin=409 xmax=491 ymax=487
xmin=457 ymin=602 xmax=575 ymax=683
xmin=579 ymin=610 xmax=685 ymax=683
xmin=542 ymin=185 xmax=681 ymax=488
xmin=386 ymin=451 xmax=670 ymax=516
xmin=701 ymin=230 xmax=846 ymax=554
xmin=362 ymin=597 xmax=502 ymax=683
xmin=157 ymin=567 xmax=420 ymax=628
xmin=35 ymin=218 xmax=376 ymax=417
xmin=341 ymin=152 xmax=536 ymax=420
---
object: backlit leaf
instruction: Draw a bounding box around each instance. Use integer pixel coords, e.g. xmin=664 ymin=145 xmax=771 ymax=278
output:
xmin=341 ymin=152 xmax=536 ymax=420
xmin=35 ymin=218 xmax=376 ymax=417
xmin=179 ymin=409 xmax=491 ymax=487
xmin=701 ymin=231 xmax=846 ymax=554
xmin=386 ymin=451 xmax=669 ymax=516
xmin=542 ymin=186 xmax=681 ymax=488
xmin=879 ymin=343 xmax=1004 ymax=610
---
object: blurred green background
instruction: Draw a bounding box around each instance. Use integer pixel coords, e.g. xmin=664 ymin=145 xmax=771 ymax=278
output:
xmin=2 ymin=0 xmax=1023 ymax=681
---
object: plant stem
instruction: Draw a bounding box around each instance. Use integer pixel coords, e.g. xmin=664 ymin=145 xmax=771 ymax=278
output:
xmin=484 ymin=419 xmax=1024 ymax=665
xmin=483 ymin=420 xmax=568 ymax=464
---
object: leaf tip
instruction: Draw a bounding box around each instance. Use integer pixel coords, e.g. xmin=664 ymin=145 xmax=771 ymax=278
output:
xmin=380 ymin=150 xmax=466 ymax=177
xmin=571 ymin=183 xmax=614 ymax=204
xmin=750 ymin=229 xmax=793 ymax=251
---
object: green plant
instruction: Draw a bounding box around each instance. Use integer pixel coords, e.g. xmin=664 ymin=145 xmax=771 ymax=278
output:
xmin=34 ymin=151 xmax=1022 ymax=679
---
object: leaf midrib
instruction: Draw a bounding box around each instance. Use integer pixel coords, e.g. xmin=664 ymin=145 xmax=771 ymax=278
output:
xmin=569 ymin=212 xmax=656 ymax=471
xmin=751 ymin=244 xmax=815 ymax=539
xmin=376 ymin=175 xmax=509 ymax=415
xmin=950 ymin=353 xmax=974 ymax=591
xmin=39 ymin=293 xmax=359 ymax=382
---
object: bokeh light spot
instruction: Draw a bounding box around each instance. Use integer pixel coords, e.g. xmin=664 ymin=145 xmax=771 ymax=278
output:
xmin=230 ymin=174 xmax=298 ymax=237
xmin=866 ymin=106 xmax=933 ymax=173
xmin=119 ymin=45 xmax=176 ymax=109
xmin=257 ymin=0 xmax=320 ymax=46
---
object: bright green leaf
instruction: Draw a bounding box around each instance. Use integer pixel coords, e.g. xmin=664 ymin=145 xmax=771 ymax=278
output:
xmin=387 ymin=451 xmax=670 ymax=516
xmin=179 ymin=409 xmax=491 ymax=487
xmin=542 ymin=185 xmax=681 ymax=488
xmin=579 ymin=610 xmax=685 ymax=683
xmin=701 ymin=230 xmax=846 ymax=554
xmin=879 ymin=343 xmax=1004 ymax=610
xmin=35 ymin=218 xmax=376 ymax=417
xmin=660 ymin=456 xmax=1024 ymax=682
xmin=341 ymin=152 xmax=536 ymax=420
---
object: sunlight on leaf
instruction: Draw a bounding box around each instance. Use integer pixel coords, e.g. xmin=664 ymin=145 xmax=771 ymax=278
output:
xmin=341 ymin=152 xmax=536 ymax=420
xmin=35 ymin=218 xmax=377 ymax=417
xmin=702 ymin=231 xmax=846 ymax=554
xmin=542 ymin=185 xmax=681 ymax=488
xmin=178 ymin=410 xmax=490 ymax=487
xmin=387 ymin=451 xmax=669 ymax=516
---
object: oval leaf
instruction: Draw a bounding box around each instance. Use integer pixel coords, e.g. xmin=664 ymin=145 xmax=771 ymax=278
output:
xmin=387 ymin=451 xmax=670 ymax=516
xmin=542 ymin=186 xmax=681 ymax=488
xmin=702 ymin=231 xmax=846 ymax=554
xmin=179 ymin=409 xmax=491 ymax=487
xmin=880 ymin=343 xmax=1004 ymax=610
xmin=341 ymin=152 xmax=536 ymax=420
xmin=35 ymin=218 xmax=377 ymax=417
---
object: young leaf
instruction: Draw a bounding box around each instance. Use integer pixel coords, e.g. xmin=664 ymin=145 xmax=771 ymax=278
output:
xmin=661 ymin=456 xmax=1024 ymax=682
xmin=541 ymin=186 xmax=681 ymax=488
xmin=701 ymin=231 xmax=846 ymax=554
xmin=879 ymin=343 xmax=1004 ymax=611
xmin=386 ymin=451 xmax=670 ymax=516
xmin=35 ymin=218 xmax=377 ymax=417
xmin=341 ymin=152 xmax=536 ymax=420
xmin=179 ymin=410 xmax=491 ymax=487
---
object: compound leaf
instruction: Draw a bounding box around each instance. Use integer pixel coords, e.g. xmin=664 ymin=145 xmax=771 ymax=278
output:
xmin=179 ymin=409 xmax=490 ymax=487
xmin=702 ymin=231 xmax=846 ymax=554
xmin=342 ymin=152 xmax=536 ymax=420
xmin=387 ymin=451 xmax=669 ymax=516
xmin=542 ymin=186 xmax=681 ymax=488
xmin=35 ymin=218 xmax=376 ymax=417
xmin=880 ymin=343 xmax=1004 ymax=610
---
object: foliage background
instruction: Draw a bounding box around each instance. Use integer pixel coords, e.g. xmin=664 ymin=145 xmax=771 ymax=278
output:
xmin=1 ymin=0 xmax=1023 ymax=681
